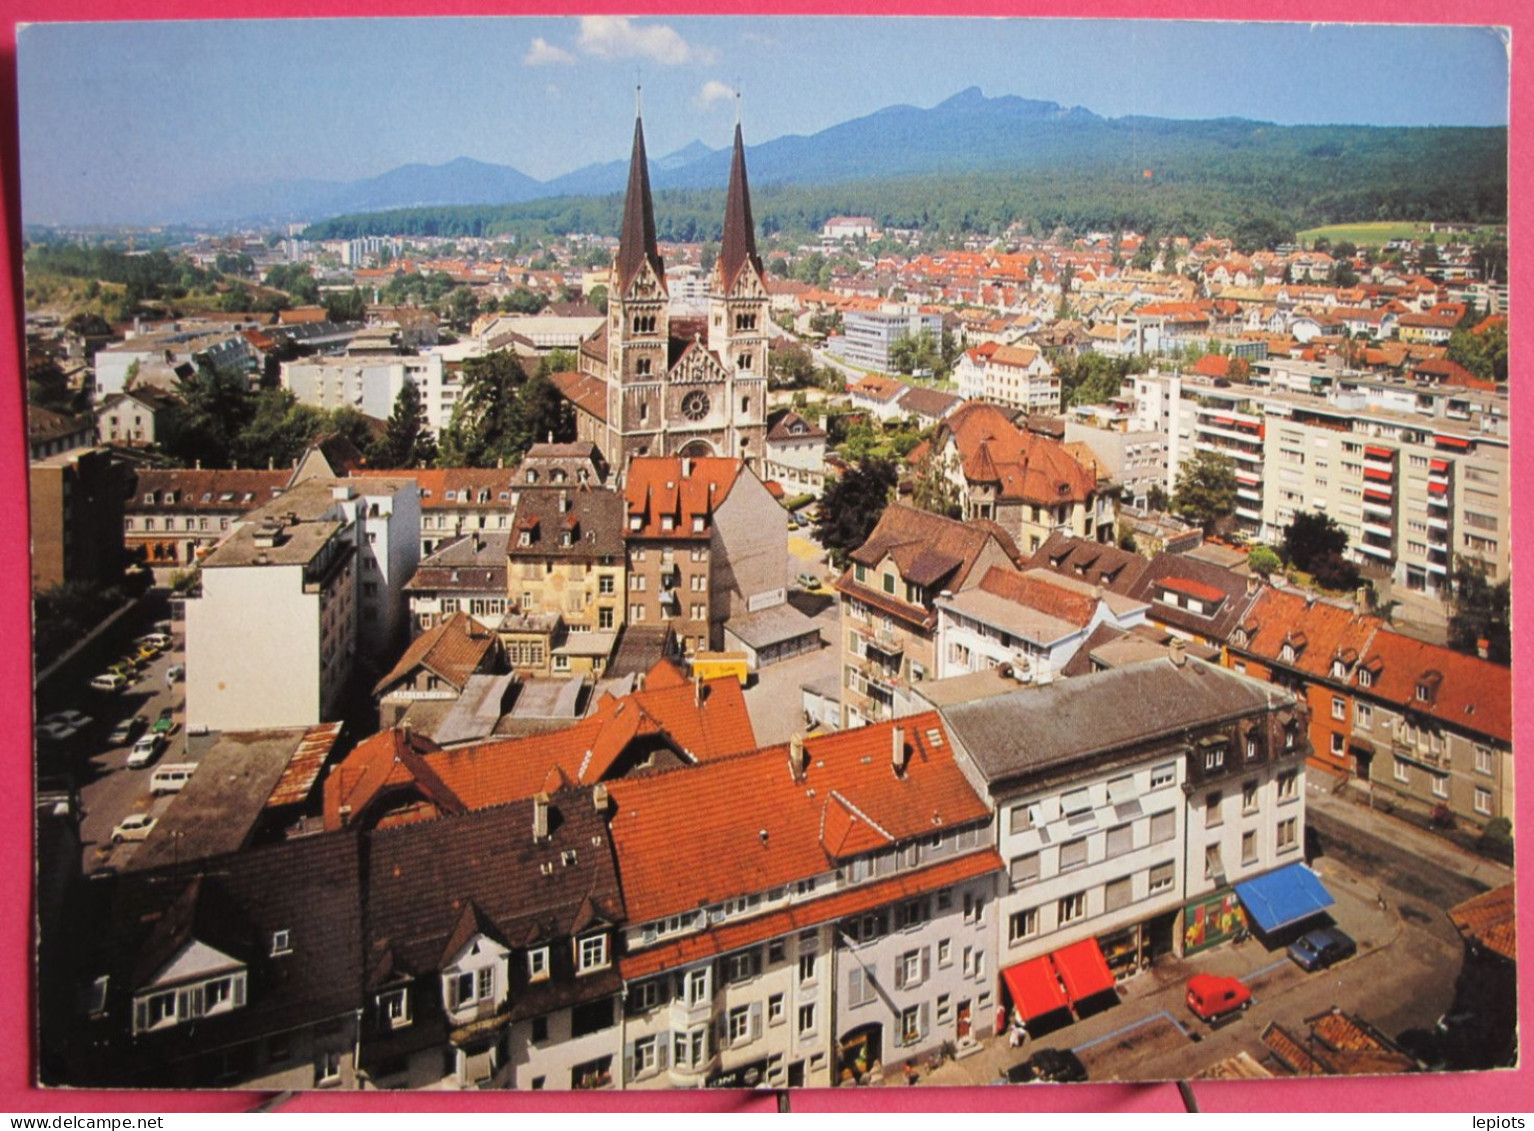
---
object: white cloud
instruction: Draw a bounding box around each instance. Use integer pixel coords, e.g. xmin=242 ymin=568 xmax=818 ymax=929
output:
xmin=697 ymin=80 xmax=735 ymax=108
xmin=524 ymin=37 xmax=575 ymax=66
xmin=577 ymin=16 xmax=694 ymax=65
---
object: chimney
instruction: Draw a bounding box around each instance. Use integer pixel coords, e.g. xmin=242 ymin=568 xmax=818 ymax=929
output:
xmin=1246 ymin=573 xmax=1261 ymax=595
xmin=532 ymin=792 xmax=550 ymax=843
xmin=497 ymin=457 xmax=505 ymax=469
xmin=195 ymin=459 xmax=201 ymax=470
xmin=1168 ymin=638 xmax=1187 ymax=668
xmin=892 ymin=725 xmax=909 ymax=776
xmin=682 ymin=456 xmax=693 ymax=478
xmin=789 ymin=733 xmax=808 ymax=782
xmin=1354 ymin=586 xmax=1370 ymax=614
xmin=592 ymin=782 xmax=610 ymax=814
xmin=1477 ymin=638 xmax=1490 ymax=660
xmin=635 ymin=671 xmax=646 ymax=692
xmin=694 ymin=673 xmax=704 ymax=708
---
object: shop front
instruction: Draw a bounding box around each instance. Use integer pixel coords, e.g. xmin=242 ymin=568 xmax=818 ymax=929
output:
xmin=1178 ymin=889 xmax=1249 ymax=956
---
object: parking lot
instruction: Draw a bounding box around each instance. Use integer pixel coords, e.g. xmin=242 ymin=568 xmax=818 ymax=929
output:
xmin=37 ymin=622 xmax=192 ymax=875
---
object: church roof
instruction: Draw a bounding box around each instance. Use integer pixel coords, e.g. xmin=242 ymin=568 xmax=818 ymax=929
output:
xmin=715 ymin=122 xmax=763 ymax=294
xmin=615 ymin=113 xmax=666 ymax=295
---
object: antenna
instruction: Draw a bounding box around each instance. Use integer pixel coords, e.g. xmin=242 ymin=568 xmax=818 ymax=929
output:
xmin=635 ymin=73 xmax=643 ymax=117
xmin=735 ymin=89 xmax=742 ymax=127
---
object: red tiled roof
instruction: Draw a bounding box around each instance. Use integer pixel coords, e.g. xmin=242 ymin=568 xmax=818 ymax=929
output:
xmin=549 ymin=370 xmax=609 ymax=424
xmin=622 ymin=457 xmax=744 ymax=539
xmin=427 ymin=665 xmax=757 ymax=808
xmin=619 ymin=849 xmax=1004 ymax=979
xmin=1158 ymin=576 xmax=1228 ymax=605
xmin=978 ymin=566 xmax=1098 ymax=628
xmin=373 ymin=611 xmax=500 ymax=697
xmin=1191 ymin=354 xmax=1230 ymax=379
xmin=1447 ymin=884 xmax=1516 ymax=962
xmin=939 ymin=403 xmax=1097 ymax=505
xmin=322 ymin=728 xmax=466 ymax=832
xmin=353 ymin=467 xmax=520 ymax=510
xmin=607 ymin=713 xmax=993 ymax=923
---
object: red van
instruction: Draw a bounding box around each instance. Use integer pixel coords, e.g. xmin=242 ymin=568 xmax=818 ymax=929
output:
xmin=1185 ymin=974 xmax=1252 ymax=1022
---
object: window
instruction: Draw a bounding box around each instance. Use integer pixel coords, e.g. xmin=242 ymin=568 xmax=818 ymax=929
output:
xmin=798 ymin=953 xmax=816 ymax=985
xmin=1204 ymin=745 xmax=1225 ymax=772
xmin=449 ymin=971 xmax=475 ymax=1009
xmin=1205 ymin=791 xmax=1223 ymax=828
xmin=1356 ymin=702 xmax=1373 ymax=728
xmin=769 ymin=993 xmax=786 ymax=1023
xmin=1394 ymin=758 xmax=1410 ymax=784
xmin=271 ymin=930 xmax=292 ymax=956
xmin=1277 ymin=771 xmax=1298 ymax=803
xmin=729 ymin=1006 xmax=752 ymax=1045
xmin=883 ymin=573 xmax=896 ymax=595
xmin=1148 ymin=861 xmax=1175 ymax=893
xmin=1009 ymin=908 xmax=1039 ymax=943
xmin=797 ymin=1004 xmax=816 ymax=1035
xmin=1332 ymin=696 xmax=1346 ymax=721
xmin=1058 ymin=892 xmax=1086 ymax=925
xmin=628 ymin=978 xmax=665 ymax=1013
xmin=1059 ymin=837 xmax=1088 ymax=871
xmin=599 ymin=606 xmax=615 ymax=630
xmin=1475 ymin=788 xmax=1492 ymax=816
xmin=1105 ymin=876 xmax=1133 ymax=913
xmin=1150 ymin=810 xmax=1176 ymax=844
xmin=1009 ymin=853 xmax=1039 ymax=886
xmin=1060 ymin=787 xmax=1091 ymax=815
xmin=963 ymin=892 xmax=984 ymax=924
xmin=632 ymin=1035 xmax=659 ymax=1078
xmin=578 ymin=934 xmax=609 ymax=973
xmin=678 ymin=966 xmax=711 ymax=1006
xmin=895 ymin=948 xmax=929 ymax=990
xmin=725 ymin=950 xmax=760 ymax=983
xmin=1331 ymin=733 xmax=1346 ymax=758
xmin=1475 ymin=746 xmax=1494 ymax=775
xmin=1204 ymin=844 xmax=1224 ymax=880
xmin=673 ymin=1029 xmax=708 ymax=1071
xmin=1150 ymin=763 xmax=1176 ymax=789
xmin=847 ymin=966 xmax=876 ymax=1007
xmin=570 ymin=997 xmax=614 ymax=1038
xmin=1431 ymin=774 xmax=1448 ymax=799
xmin=899 ymin=1004 xmax=926 ymax=1047
xmin=894 ymin=899 xmax=928 ymax=930
xmin=1009 ymin=803 xmax=1037 ymax=834
xmin=1105 ymin=824 xmax=1133 ymax=858
xmin=1359 ymin=669 xmax=1373 ymax=688
xmin=1241 ymin=830 xmax=1258 ymax=865
xmin=476 ymin=966 xmax=494 ymax=1000
xmin=1277 ymin=818 xmax=1298 ymax=853
xmin=1242 ymin=780 xmax=1259 ymax=814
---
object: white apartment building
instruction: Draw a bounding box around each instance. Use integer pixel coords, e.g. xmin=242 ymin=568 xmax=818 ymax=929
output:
xmin=282 ymin=341 xmax=486 ymax=436
xmin=836 ymin=307 xmax=944 ymax=374
xmin=940 ymin=654 xmax=1311 ymax=1027
xmin=981 ymin=345 xmax=1060 ymax=414
xmin=185 ymin=477 xmax=420 ymax=732
xmin=94 ymin=324 xmax=254 ymax=397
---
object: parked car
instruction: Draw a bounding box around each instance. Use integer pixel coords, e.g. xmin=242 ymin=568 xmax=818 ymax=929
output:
xmin=127 ymin=734 xmax=163 ymax=769
xmin=36 ymin=719 xmax=78 ymax=742
xmin=1185 ymin=974 xmax=1252 ymax=1022
xmin=137 ymin=633 xmax=172 ymax=651
xmin=108 ymin=715 xmax=148 ymax=745
xmin=152 ymin=707 xmax=178 ymax=736
xmin=90 ymin=673 xmax=128 ymax=694
xmin=150 ymin=763 xmax=197 ymax=795
xmin=1287 ymin=925 xmax=1357 ymax=972
xmin=796 ymin=572 xmax=825 ymax=591
xmin=111 ymin=813 xmax=156 ymax=843
xmin=165 ymin=663 xmax=186 ymax=684
xmin=135 ymin=643 xmax=161 ymax=662
xmin=1005 ymin=1048 xmax=1088 ymax=1084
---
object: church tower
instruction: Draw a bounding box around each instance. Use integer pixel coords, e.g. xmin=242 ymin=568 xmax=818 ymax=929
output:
xmin=606 ymin=98 xmax=670 ymax=461
xmin=706 ymin=113 xmax=770 ymax=468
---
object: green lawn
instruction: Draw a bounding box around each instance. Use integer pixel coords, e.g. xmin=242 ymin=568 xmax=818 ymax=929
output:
xmin=1297 ymin=221 xmax=1503 ymax=248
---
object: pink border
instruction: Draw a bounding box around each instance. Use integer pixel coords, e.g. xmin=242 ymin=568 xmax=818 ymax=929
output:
xmin=1 ymin=0 xmax=1526 ymax=1113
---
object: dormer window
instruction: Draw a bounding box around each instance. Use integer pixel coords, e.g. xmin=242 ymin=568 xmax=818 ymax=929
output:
xmin=661 ymin=515 xmax=675 ymax=532
xmin=577 ymin=933 xmax=609 ymax=974
xmin=1359 ymin=669 xmax=1374 ymax=688
xmin=630 ymin=515 xmax=643 ymax=531
xmin=379 ymin=988 xmax=410 ymax=1029
xmin=692 ymin=516 xmax=705 ymax=533
xmin=1280 ymin=644 xmax=1295 ymax=663
xmin=519 ymin=531 xmax=533 ymax=548
xmin=271 ymin=930 xmax=292 ymax=956
xmin=1331 ymin=660 xmax=1346 ymax=680
xmin=1416 ymin=682 xmax=1432 ymax=703
xmin=526 ymin=470 xmax=539 ymax=484
xmin=528 ymin=947 xmax=550 ymax=982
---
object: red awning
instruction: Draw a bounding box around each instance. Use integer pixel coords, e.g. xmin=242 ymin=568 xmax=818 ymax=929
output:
xmin=1363 ymin=467 xmax=1394 ymax=481
xmin=1214 ymin=416 xmax=1236 ymax=426
xmin=1051 ymin=938 xmax=1117 ymax=1005
xmin=1365 ymin=446 xmax=1393 ymax=459
xmin=1429 ymin=459 xmax=1450 ymax=472
xmin=1435 ymin=435 xmax=1471 ymax=450
xmin=1363 ymin=489 xmax=1392 ymax=503
xmin=1002 ymin=956 xmax=1070 ymax=1021
xmin=1428 ymin=482 xmax=1449 ymax=495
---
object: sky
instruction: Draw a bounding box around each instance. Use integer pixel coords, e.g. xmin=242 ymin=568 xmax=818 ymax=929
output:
xmin=16 ymin=16 xmax=1511 ymax=226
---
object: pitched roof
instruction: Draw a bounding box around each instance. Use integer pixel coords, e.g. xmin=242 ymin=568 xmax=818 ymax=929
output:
xmin=606 ymin=713 xmax=993 ymax=923
xmin=614 ymin=113 xmax=665 ymax=295
xmin=423 ymin=667 xmax=757 ymax=809
xmin=942 ymin=657 xmax=1294 ymax=786
xmin=27 ymin=404 xmax=92 ymax=444
xmin=373 ymin=611 xmax=501 ymax=697
xmin=126 ymin=468 xmax=290 ymax=513
xmin=403 ymin=531 xmax=509 ymax=594
xmin=1027 ymin=531 xmax=1150 ymax=593
xmin=548 ymin=370 xmax=609 ymax=424
xmin=846 ymin=503 xmax=1018 ymax=594
xmin=352 ymin=467 xmax=520 ymax=510
xmin=622 ymin=456 xmax=744 ymax=539
xmin=507 ymin=485 xmax=626 ymax=560
xmin=976 ymin=566 xmax=1102 ymax=627
xmin=766 ymin=410 xmax=827 ymax=443
xmin=715 ymin=122 xmax=764 ymax=294
xmin=322 ymin=727 xmax=467 ymax=831
xmin=938 ymin=402 xmax=1097 ymax=505
xmin=896 ymin=385 xmax=962 ymax=420
xmin=1447 ymin=884 xmax=1516 ymax=962
xmin=1128 ymin=552 xmax=1257 ymax=641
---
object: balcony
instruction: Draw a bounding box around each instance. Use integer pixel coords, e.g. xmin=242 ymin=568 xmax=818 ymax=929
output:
xmin=1362 ymin=520 xmax=1394 ymax=539
xmin=1357 ymin=542 xmax=1393 ymax=560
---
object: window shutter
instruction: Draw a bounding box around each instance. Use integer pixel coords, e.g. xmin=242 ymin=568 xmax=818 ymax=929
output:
xmin=190 ymin=985 xmax=204 ymax=1018
xmin=623 ymin=1042 xmax=634 ymax=1083
xmin=921 ymin=947 xmax=931 ymax=985
xmin=849 ymin=966 xmax=863 ymax=1003
xmin=657 ymin=1040 xmax=669 ymax=1070
xmin=893 ymin=958 xmax=906 ymax=990
xmin=234 ymin=974 xmax=246 ymax=1008
xmin=134 ymin=1000 xmax=146 ymax=1033
xmin=920 ymin=1001 xmax=930 ymax=1038
xmin=750 ymin=1002 xmax=763 ymax=1041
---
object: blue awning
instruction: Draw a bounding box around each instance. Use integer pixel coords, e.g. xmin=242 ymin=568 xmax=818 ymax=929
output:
xmin=1234 ymin=863 xmax=1335 ymax=934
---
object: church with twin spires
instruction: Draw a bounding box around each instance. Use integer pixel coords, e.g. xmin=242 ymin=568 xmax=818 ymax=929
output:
xmin=559 ymin=104 xmax=770 ymax=471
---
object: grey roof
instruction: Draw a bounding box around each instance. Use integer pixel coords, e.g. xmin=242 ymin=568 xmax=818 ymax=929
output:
xmin=431 ymin=672 xmax=518 ymax=747
xmin=941 ymin=657 xmax=1292 ymax=786
xmin=723 ymin=602 xmax=823 ymax=650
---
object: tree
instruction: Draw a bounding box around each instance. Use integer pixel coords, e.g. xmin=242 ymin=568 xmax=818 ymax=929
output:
xmin=1247 ymin=544 xmax=1282 ymax=578
xmin=445 ymin=286 xmax=480 ymax=330
xmin=325 ymin=288 xmax=368 ymax=323
xmin=814 ymin=458 xmax=898 ymax=567
xmin=889 ymin=331 xmax=941 ymax=377
xmin=380 ymin=380 xmax=432 ymax=468
xmin=536 ymin=349 xmax=578 ymax=379
xmin=508 ymin=372 xmax=575 ymax=456
xmin=909 ymin=448 xmax=961 ymax=519
xmin=1446 ymin=562 xmax=1510 ymax=665
xmin=1447 ymin=320 xmax=1508 ymax=384
xmin=1281 ymin=510 xmax=1349 ymax=573
xmin=1172 ymin=450 xmax=1237 ymax=531
xmin=586 ymin=285 xmax=608 ymax=315
xmin=160 ymin=362 xmax=256 ymax=469
xmin=437 ymin=351 xmax=524 ymax=468
xmin=769 ymin=341 xmax=817 ymax=389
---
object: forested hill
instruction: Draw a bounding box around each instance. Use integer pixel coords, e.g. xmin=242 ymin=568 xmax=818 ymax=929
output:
xmin=304 ymin=108 xmax=1505 ymax=247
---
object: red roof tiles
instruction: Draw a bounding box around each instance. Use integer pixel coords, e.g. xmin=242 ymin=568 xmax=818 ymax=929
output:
xmin=622 ymin=456 xmax=744 ymax=539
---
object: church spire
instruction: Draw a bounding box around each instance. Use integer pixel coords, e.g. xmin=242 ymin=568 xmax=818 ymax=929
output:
xmin=716 ymin=111 xmax=762 ymax=293
xmin=615 ymin=92 xmax=665 ymax=294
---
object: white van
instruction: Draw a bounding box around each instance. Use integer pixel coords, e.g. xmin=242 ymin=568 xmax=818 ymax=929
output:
xmin=90 ymin=673 xmax=127 ymax=693
xmin=150 ymin=763 xmax=197 ymax=795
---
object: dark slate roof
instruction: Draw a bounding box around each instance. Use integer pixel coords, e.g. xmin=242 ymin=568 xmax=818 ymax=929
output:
xmin=614 ymin=114 xmax=665 ymax=295
xmin=508 ymin=485 xmax=626 ymax=560
xmin=363 ymin=794 xmax=625 ymax=1021
xmin=606 ymin=625 xmax=678 ymax=680
xmin=1026 ymin=532 xmax=1150 ymax=594
xmin=82 ymin=833 xmax=363 ymax=1083
xmin=1128 ymin=552 xmax=1259 ymax=643
xmin=404 ymin=531 xmax=510 ymax=593
xmin=716 ymin=122 xmax=763 ymax=294
xmin=941 ymin=657 xmax=1293 ymax=786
